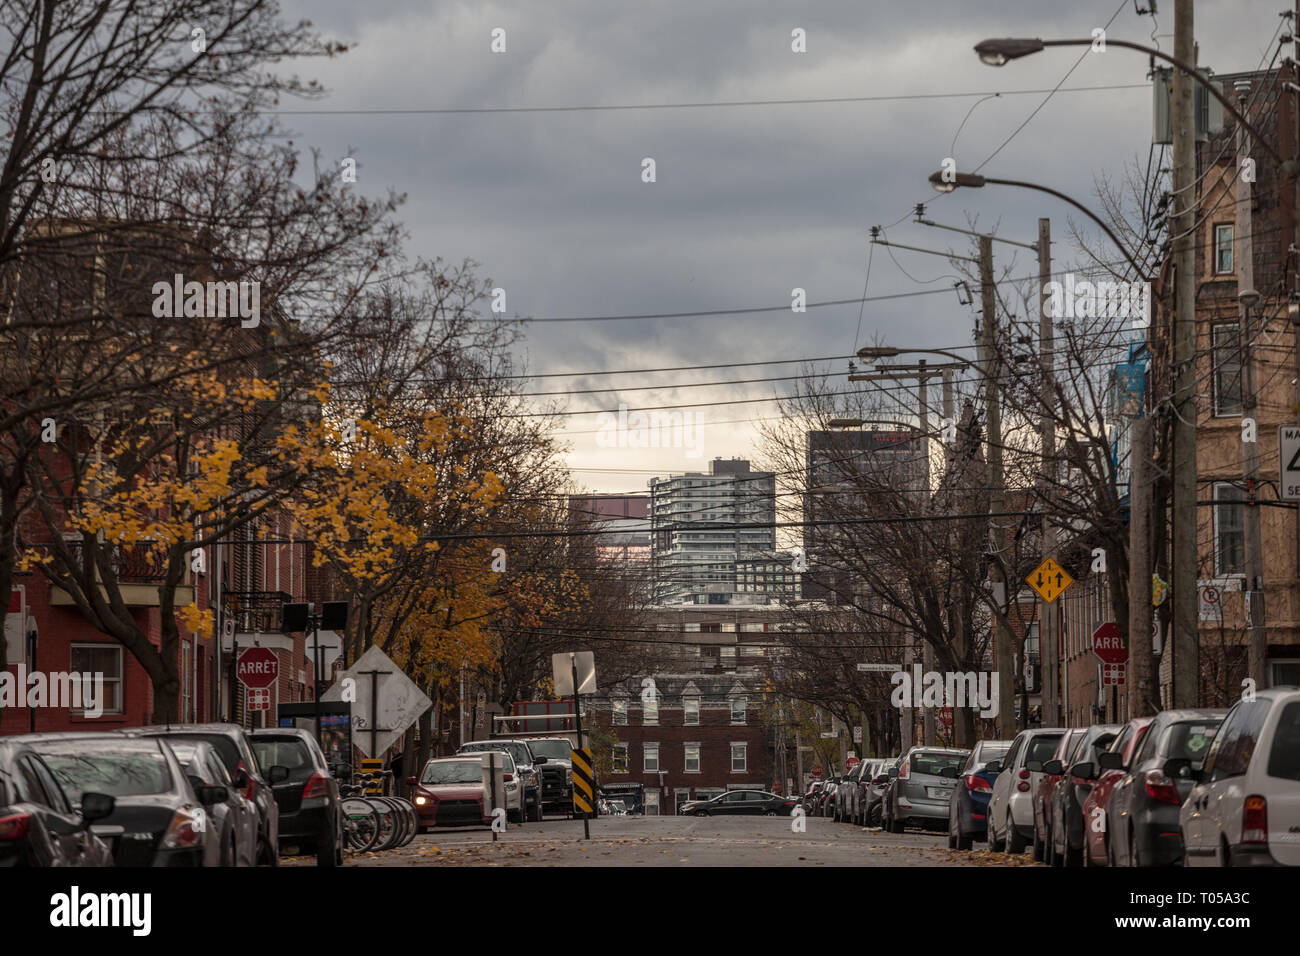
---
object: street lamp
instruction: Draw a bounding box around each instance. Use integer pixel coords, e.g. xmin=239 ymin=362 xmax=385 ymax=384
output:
xmin=974 ymin=36 xmax=1291 ymax=169
xmin=927 ymin=170 xmax=1148 ymax=279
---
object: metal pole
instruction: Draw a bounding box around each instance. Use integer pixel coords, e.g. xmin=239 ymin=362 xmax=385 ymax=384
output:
xmin=490 ymin=751 xmax=498 ymax=841
xmin=312 ymin=613 xmax=323 ymax=746
xmin=981 ymin=235 xmax=1016 ymax=735
xmin=919 ymin=360 xmax=936 ymax=746
xmin=1170 ymin=0 xmax=1199 ymax=707
xmin=1038 ymin=217 xmax=1060 ymax=727
xmin=27 ymin=627 xmax=36 ymax=733
xmin=572 ymin=655 xmax=589 ymax=839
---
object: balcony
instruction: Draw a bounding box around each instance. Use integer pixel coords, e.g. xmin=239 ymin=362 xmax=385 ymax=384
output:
xmin=49 ymin=541 xmax=193 ymax=608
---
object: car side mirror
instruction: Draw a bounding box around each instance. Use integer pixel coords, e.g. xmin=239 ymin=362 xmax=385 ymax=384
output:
xmin=983 ymin=761 xmax=1002 ymax=773
xmin=938 ymin=766 xmax=959 ymax=779
xmin=1025 ymin=760 xmax=1043 ymax=773
xmin=232 ymin=768 xmax=250 ymax=789
xmin=267 ymin=765 xmax=290 ymax=784
xmin=80 ymin=791 xmax=116 ymax=825
xmin=1097 ymin=751 xmax=1124 ymax=771
xmin=405 ymin=776 xmax=417 ymax=786
xmin=533 ymin=756 xmax=547 ymax=765
xmin=196 ymin=785 xmax=229 ymax=807
xmin=1072 ymin=762 xmax=1097 ymax=781
xmin=1040 ymin=760 xmax=1063 ymax=776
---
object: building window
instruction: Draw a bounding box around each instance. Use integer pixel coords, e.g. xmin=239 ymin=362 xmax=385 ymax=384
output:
xmin=684 ymin=743 xmax=701 ymax=773
xmin=612 ymin=699 xmax=627 ymax=726
xmin=1211 ymin=324 xmax=1242 ymax=416
xmin=730 ymin=697 xmax=747 ymax=724
xmin=1213 ymin=482 xmax=1245 ymax=576
xmin=612 ymin=743 xmax=628 ymax=774
xmin=644 ymin=743 xmax=660 ymax=773
xmin=642 ymin=698 xmax=658 ymax=725
xmin=69 ymin=643 xmax=123 ymax=715
xmin=731 ymin=742 xmax=747 ymax=773
xmin=684 ymin=696 xmax=700 ymax=725
xmin=1214 ymin=224 xmax=1234 ymax=274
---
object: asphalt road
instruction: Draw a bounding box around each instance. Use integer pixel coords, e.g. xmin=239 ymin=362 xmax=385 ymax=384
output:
xmin=284 ymin=814 xmax=1046 ymax=867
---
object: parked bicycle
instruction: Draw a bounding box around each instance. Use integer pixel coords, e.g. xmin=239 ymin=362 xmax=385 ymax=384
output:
xmin=339 ymin=770 xmax=419 ymax=853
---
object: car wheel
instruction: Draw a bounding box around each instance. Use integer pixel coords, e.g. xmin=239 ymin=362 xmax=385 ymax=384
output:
xmin=989 ymin=819 xmax=1006 ymax=853
xmin=1065 ymin=834 xmax=1081 ymax=868
xmin=1008 ymin=822 xmax=1027 ymax=855
xmin=888 ymin=815 xmax=905 ymax=834
xmin=947 ymin=810 xmax=957 ymax=848
xmin=1130 ymin=827 xmax=1141 ymax=868
xmin=764 ymin=810 xmax=777 ymax=816
xmin=530 ymin=799 xmax=544 ymax=823
xmin=316 ymin=827 xmax=338 ymax=868
xmin=1031 ymin=821 xmax=1045 ymax=861
xmin=256 ymin=837 xmax=278 ymax=867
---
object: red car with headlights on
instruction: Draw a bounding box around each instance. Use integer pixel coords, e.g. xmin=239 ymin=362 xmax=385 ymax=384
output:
xmin=410 ymin=757 xmax=498 ymax=830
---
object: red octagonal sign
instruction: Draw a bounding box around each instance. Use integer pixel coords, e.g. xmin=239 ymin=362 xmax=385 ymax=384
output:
xmin=1091 ymin=622 xmax=1129 ymax=665
xmin=237 ymin=647 xmax=279 ymax=689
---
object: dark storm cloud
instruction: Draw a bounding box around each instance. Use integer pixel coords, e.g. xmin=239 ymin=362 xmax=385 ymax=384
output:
xmin=277 ymin=0 xmax=1280 ymax=487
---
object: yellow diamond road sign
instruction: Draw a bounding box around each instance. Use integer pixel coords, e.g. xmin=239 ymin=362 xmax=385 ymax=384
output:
xmin=1028 ymin=558 xmax=1073 ymax=603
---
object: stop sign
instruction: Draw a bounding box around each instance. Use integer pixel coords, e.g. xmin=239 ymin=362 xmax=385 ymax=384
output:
xmin=237 ymin=647 xmax=279 ymax=689
xmin=1091 ymin=622 xmax=1129 ymax=665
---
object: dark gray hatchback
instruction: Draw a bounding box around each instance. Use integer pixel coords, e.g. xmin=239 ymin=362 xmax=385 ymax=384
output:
xmin=250 ymin=728 xmax=343 ymax=867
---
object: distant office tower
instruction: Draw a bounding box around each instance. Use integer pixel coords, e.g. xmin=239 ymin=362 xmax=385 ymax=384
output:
xmin=802 ymin=429 xmax=927 ymax=601
xmin=649 ymin=458 xmax=776 ymax=604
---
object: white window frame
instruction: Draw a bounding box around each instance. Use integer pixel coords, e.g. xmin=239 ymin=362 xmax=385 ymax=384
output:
xmin=730 ymin=697 xmax=747 ymax=724
xmin=69 ymin=643 xmax=124 ymax=715
xmin=684 ymin=742 xmax=701 ymax=773
xmin=730 ymin=742 xmax=747 ymax=773
xmin=644 ymin=743 xmax=660 ymax=773
xmin=683 ymin=696 xmax=700 ymax=725
xmin=612 ymin=743 xmax=629 ymax=774
xmin=1213 ymin=482 xmax=1246 ymax=577
xmin=642 ymin=697 xmax=659 ymax=725
xmin=611 ymin=699 xmax=627 ymax=726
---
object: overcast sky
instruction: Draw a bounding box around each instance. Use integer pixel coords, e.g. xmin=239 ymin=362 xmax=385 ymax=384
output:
xmin=278 ymin=0 xmax=1278 ymax=494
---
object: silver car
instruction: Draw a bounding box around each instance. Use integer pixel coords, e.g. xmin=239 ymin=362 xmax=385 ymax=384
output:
xmin=883 ymin=747 xmax=970 ymax=832
xmin=986 ymin=727 xmax=1066 ymax=854
xmin=166 ymin=739 xmax=259 ymax=867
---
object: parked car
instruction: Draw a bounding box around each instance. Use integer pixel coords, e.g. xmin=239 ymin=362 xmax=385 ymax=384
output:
xmin=850 ymin=759 xmax=887 ymax=824
xmin=1179 ymin=688 xmax=1300 ymax=866
xmin=1040 ymin=724 xmax=1120 ymax=866
xmin=1104 ymin=709 xmax=1226 ymax=866
xmin=679 ymin=789 xmax=797 ymax=816
xmin=864 ymin=759 xmax=898 ymax=827
xmin=882 ymin=747 xmax=970 ymax=833
xmin=1080 ymin=716 xmax=1155 ymax=866
xmin=166 ymin=738 xmax=259 ymax=867
xmin=251 ymin=728 xmax=345 ymax=867
xmin=410 ymin=756 xmax=499 ymax=829
xmin=23 ymin=733 xmax=225 ymax=866
xmin=519 ymin=736 xmax=575 ymax=817
xmin=134 ymin=724 xmax=285 ymax=865
xmin=800 ymin=780 xmax=825 ymax=814
xmin=1030 ymin=729 xmax=1085 ymax=863
xmin=456 ymin=739 xmax=545 ymax=822
xmin=946 ymin=739 xmax=1012 ymax=850
xmin=987 ymin=727 xmax=1066 ymax=854
xmin=0 ymin=739 xmax=115 ymax=867
xmin=836 ymin=763 xmax=868 ymax=823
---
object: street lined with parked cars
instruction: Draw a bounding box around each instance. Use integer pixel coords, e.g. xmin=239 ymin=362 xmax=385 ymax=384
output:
xmin=821 ymin=687 xmax=1300 ymax=867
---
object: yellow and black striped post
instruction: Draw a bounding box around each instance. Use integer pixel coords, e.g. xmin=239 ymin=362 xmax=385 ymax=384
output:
xmin=571 ymin=747 xmax=595 ymax=820
xmin=360 ymin=757 xmax=384 ymax=795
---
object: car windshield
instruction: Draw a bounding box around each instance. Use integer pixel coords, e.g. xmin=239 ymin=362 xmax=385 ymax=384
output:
xmin=910 ymin=752 xmax=966 ymax=776
xmin=1266 ymin=701 xmax=1300 ymax=781
xmin=42 ymin=749 xmax=173 ymax=803
xmin=1166 ymin=721 xmax=1221 ymax=761
xmin=1025 ymin=734 xmax=1063 ymax=764
xmin=152 ymin=734 xmax=241 ymax=774
xmin=524 ymin=740 xmax=571 ymax=760
xmin=460 ymin=741 xmax=528 ymax=765
xmin=421 ymin=761 xmax=485 ymax=785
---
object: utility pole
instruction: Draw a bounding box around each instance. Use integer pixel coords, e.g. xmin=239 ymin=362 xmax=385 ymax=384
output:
xmin=1037 ymin=217 xmax=1060 ymax=727
xmin=1171 ymin=0 xmax=1199 ymax=707
xmin=981 ymin=235 xmax=1016 ymax=736
xmin=1236 ymin=88 xmax=1268 ymax=687
xmin=1129 ymin=414 xmax=1157 ymax=716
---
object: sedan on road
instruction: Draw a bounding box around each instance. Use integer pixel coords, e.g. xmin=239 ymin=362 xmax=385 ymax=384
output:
xmin=987 ymin=728 xmax=1066 ymax=854
xmin=167 ymin=738 xmax=259 ymax=867
xmin=946 ymin=739 xmax=1012 ymax=850
xmin=1040 ymin=724 xmax=1120 ymax=867
xmin=410 ymin=756 xmax=499 ymax=830
xmin=679 ymin=790 xmax=797 ymax=816
xmin=0 ymin=740 xmax=115 ymax=868
xmin=1079 ymin=716 xmax=1154 ymax=866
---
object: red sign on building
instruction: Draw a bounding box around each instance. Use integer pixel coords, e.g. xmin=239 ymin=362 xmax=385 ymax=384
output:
xmin=237 ymin=647 xmax=279 ymax=689
xmin=1091 ymin=622 xmax=1128 ymax=666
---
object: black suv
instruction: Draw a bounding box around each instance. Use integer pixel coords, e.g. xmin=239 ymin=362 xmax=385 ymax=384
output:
xmin=251 ymin=728 xmax=344 ymax=867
